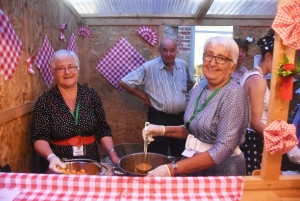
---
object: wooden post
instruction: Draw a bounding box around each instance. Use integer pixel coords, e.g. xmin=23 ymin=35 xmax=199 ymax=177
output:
xmin=260 ymin=0 xmax=297 ymax=180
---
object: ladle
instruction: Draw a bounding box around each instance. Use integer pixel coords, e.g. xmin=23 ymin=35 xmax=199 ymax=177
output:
xmin=136 ymin=122 xmax=152 ymax=172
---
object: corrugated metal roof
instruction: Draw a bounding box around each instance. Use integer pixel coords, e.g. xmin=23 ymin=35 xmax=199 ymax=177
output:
xmin=66 ymin=0 xmax=277 ymax=18
xmin=207 ymin=0 xmax=277 ymax=15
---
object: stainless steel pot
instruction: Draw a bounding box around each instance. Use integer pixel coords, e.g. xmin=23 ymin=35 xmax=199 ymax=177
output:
xmin=63 ymin=159 xmax=108 ymax=175
xmin=114 ymin=143 xmax=144 ymax=158
xmin=112 ymin=152 xmax=175 ymax=176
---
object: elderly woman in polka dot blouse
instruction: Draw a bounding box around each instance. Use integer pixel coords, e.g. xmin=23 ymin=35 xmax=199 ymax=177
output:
xmin=31 ymin=50 xmax=119 ymax=173
xmin=143 ymin=36 xmax=251 ymax=177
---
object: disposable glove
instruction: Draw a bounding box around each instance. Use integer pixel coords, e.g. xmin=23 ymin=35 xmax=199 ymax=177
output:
xmin=287 ymin=146 xmax=300 ymax=164
xmin=47 ymin=154 xmax=66 ymax=173
xmin=146 ymin=164 xmax=171 ymax=177
xmin=142 ymin=124 xmax=165 ymax=144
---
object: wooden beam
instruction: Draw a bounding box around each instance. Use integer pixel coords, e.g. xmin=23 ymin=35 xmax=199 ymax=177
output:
xmin=81 ymin=13 xmax=195 ymax=18
xmin=260 ymin=0 xmax=296 ymax=180
xmin=0 ymin=100 xmax=37 ymax=125
xmin=205 ymin=14 xmax=275 ymax=19
xmin=194 ymin=0 xmax=214 ymax=20
xmin=85 ymin=18 xmax=273 ymax=26
xmin=61 ymin=0 xmax=82 ymax=24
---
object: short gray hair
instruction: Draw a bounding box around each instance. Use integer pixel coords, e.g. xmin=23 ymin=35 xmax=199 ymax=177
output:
xmin=49 ymin=50 xmax=80 ymax=72
xmin=203 ymin=36 xmax=239 ymax=65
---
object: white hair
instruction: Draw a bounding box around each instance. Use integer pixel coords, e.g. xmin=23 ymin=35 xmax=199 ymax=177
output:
xmin=49 ymin=50 xmax=80 ymax=72
xmin=203 ymin=36 xmax=239 ymax=65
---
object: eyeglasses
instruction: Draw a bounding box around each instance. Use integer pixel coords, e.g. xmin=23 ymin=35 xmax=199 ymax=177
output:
xmin=54 ymin=65 xmax=77 ymax=73
xmin=203 ymin=53 xmax=233 ymax=64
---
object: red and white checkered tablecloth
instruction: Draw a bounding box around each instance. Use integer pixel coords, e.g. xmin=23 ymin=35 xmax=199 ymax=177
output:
xmin=0 ymin=173 xmax=243 ymax=201
xmin=95 ymin=37 xmax=146 ymax=91
xmin=0 ymin=9 xmax=23 ymax=81
xmin=67 ymin=33 xmax=79 ymax=56
xmin=34 ymin=36 xmax=54 ymax=88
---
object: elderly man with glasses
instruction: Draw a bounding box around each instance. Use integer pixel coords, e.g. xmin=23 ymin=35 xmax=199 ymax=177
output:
xmin=143 ymin=36 xmax=251 ymax=177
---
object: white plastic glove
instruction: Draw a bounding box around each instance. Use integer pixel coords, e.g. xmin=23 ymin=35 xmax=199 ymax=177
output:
xmin=146 ymin=164 xmax=171 ymax=177
xmin=142 ymin=124 xmax=165 ymax=144
xmin=287 ymin=146 xmax=300 ymax=164
xmin=47 ymin=154 xmax=66 ymax=173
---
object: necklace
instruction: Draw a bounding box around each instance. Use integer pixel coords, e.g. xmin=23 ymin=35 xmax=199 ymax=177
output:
xmin=255 ymin=66 xmax=265 ymax=77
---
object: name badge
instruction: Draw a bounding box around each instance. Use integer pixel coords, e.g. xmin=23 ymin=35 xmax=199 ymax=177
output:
xmin=72 ymin=145 xmax=85 ymax=156
xmin=182 ymin=149 xmax=196 ymax=158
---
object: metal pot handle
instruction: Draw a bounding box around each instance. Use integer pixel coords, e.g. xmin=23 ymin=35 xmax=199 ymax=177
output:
xmin=99 ymin=164 xmax=108 ymax=175
xmin=62 ymin=158 xmax=108 ymax=175
xmin=112 ymin=167 xmax=126 ymax=176
xmin=167 ymin=156 xmax=176 ymax=163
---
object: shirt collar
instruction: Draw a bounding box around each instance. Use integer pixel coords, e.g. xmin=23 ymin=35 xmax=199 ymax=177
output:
xmin=158 ymin=57 xmax=180 ymax=70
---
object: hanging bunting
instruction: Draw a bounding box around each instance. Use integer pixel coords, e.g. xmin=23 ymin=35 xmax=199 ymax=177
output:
xmin=26 ymin=55 xmax=35 ymax=75
xmin=66 ymin=33 xmax=79 ymax=56
xmin=34 ymin=36 xmax=54 ymax=88
xmin=59 ymin=23 xmax=67 ymax=42
xmin=0 ymin=9 xmax=23 ymax=81
xmin=78 ymin=26 xmax=92 ymax=37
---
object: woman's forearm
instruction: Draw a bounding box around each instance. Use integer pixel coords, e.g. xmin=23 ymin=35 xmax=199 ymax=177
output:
xmin=34 ymin=140 xmax=54 ymax=159
xmin=163 ymin=125 xmax=188 ymax=139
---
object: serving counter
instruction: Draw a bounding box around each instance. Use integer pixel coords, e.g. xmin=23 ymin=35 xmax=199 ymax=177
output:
xmin=0 ymin=172 xmax=243 ymax=201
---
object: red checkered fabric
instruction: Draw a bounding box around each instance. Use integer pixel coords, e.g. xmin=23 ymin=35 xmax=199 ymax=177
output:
xmin=26 ymin=55 xmax=35 ymax=75
xmin=272 ymin=0 xmax=300 ymax=50
xmin=66 ymin=33 xmax=79 ymax=56
xmin=264 ymin=119 xmax=299 ymax=154
xmin=78 ymin=26 xmax=92 ymax=37
xmin=59 ymin=23 xmax=67 ymax=42
xmin=95 ymin=37 xmax=146 ymax=91
xmin=0 ymin=173 xmax=244 ymax=201
xmin=0 ymin=9 xmax=23 ymax=81
xmin=34 ymin=36 xmax=54 ymax=88
xmin=137 ymin=26 xmax=158 ymax=46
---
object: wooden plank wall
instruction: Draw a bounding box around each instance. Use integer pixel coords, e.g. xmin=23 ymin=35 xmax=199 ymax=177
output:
xmin=0 ymin=0 xmax=81 ymax=172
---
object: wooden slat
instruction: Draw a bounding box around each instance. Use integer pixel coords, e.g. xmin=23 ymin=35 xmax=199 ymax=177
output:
xmin=242 ymin=191 xmax=281 ymax=201
xmin=205 ymin=14 xmax=275 ymax=19
xmin=158 ymin=25 xmax=164 ymax=45
xmin=260 ymin=0 xmax=297 ymax=180
xmin=194 ymin=0 xmax=214 ymax=20
xmin=85 ymin=18 xmax=273 ymax=26
xmin=243 ymin=175 xmax=300 ymax=190
xmin=0 ymin=100 xmax=37 ymax=125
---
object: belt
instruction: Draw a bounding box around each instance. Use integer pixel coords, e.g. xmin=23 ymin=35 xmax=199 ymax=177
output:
xmin=149 ymin=106 xmax=184 ymax=116
xmin=185 ymin=134 xmax=241 ymax=156
xmin=51 ymin=135 xmax=95 ymax=146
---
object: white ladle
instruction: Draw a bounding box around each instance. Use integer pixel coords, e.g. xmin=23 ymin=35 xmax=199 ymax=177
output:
xmin=136 ymin=122 xmax=152 ymax=172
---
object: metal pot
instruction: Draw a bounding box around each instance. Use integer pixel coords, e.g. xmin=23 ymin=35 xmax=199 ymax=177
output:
xmin=114 ymin=143 xmax=144 ymax=158
xmin=63 ymin=159 xmax=108 ymax=175
xmin=112 ymin=152 xmax=175 ymax=176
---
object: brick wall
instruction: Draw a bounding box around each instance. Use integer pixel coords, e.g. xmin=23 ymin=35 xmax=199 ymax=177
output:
xmin=178 ymin=26 xmax=191 ymax=52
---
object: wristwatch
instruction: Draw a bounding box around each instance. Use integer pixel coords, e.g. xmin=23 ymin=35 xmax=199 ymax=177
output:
xmin=172 ymin=163 xmax=180 ymax=176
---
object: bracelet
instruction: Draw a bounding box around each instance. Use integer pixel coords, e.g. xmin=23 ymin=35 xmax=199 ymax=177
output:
xmin=107 ymin=148 xmax=115 ymax=155
xmin=172 ymin=163 xmax=180 ymax=176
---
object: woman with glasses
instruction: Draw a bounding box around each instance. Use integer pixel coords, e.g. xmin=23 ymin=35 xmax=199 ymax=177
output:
xmin=142 ymin=36 xmax=250 ymax=177
xmin=31 ymin=50 xmax=119 ymax=173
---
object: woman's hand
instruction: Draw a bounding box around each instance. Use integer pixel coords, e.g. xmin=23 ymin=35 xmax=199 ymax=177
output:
xmin=146 ymin=165 xmax=171 ymax=177
xmin=47 ymin=154 xmax=66 ymax=173
xmin=108 ymin=149 xmax=120 ymax=164
xmin=142 ymin=124 xmax=165 ymax=143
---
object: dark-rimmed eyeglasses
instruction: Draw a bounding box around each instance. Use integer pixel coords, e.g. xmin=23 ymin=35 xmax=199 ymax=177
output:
xmin=203 ymin=53 xmax=233 ymax=64
xmin=54 ymin=65 xmax=78 ymax=73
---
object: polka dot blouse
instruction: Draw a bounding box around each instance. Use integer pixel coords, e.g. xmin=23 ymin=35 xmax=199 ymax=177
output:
xmin=31 ymin=83 xmax=112 ymax=161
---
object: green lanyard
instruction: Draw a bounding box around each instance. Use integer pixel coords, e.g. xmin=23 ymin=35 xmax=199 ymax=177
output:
xmin=69 ymin=101 xmax=80 ymax=127
xmin=185 ymin=79 xmax=231 ymax=131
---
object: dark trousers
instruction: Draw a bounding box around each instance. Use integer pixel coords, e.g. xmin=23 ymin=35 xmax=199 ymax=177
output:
xmin=147 ymin=107 xmax=186 ymax=157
